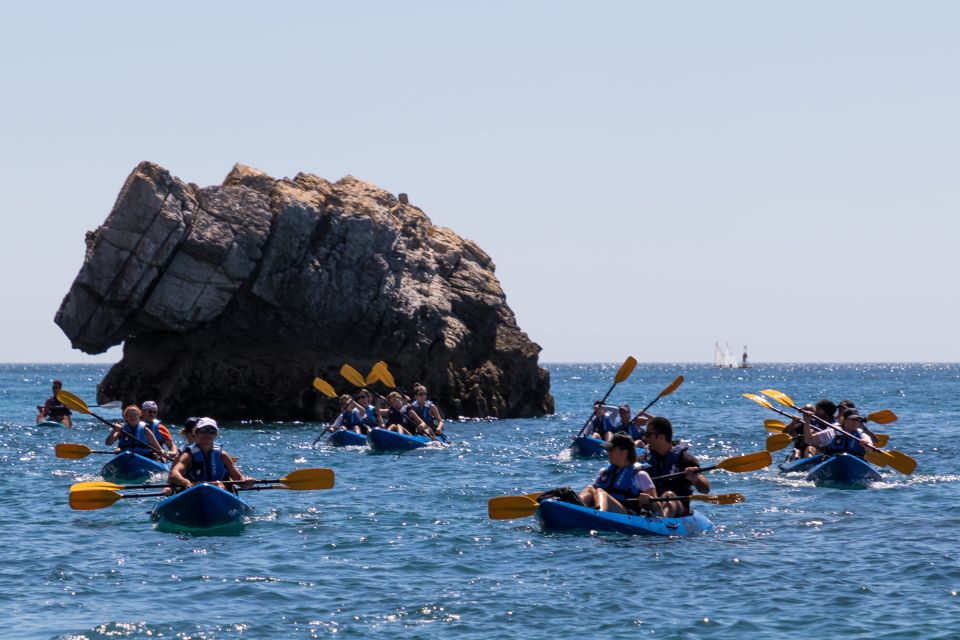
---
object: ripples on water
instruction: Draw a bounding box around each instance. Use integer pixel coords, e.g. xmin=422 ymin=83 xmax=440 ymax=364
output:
xmin=1 ymin=363 xmax=959 ymax=639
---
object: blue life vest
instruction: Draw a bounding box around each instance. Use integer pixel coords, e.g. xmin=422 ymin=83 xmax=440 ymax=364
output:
xmin=594 ymin=462 xmax=647 ymax=504
xmin=118 ymin=422 xmax=153 ymax=456
xmin=413 ymin=400 xmax=436 ymax=428
xmin=186 ymin=443 xmax=227 ymax=483
xmin=825 ymin=428 xmax=867 ymax=457
xmin=645 ymin=444 xmax=694 ymax=513
xmin=587 ymin=412 xmax=615 ymax=436
xmin=146 ymin=418 xmax=166 ymax=445
xmin=386 ymin=404 xmax=410 ymax=427
xmin=362 ymin=405 xmax=379 ymax=427
xmin=614 ymin=418 xmax=642 ymax=440
xmin=340 ymin=408 xmax=363 ymax=428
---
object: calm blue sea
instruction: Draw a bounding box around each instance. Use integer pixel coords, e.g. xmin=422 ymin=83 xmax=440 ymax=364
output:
xmin=1 ymin=363 xmax=958 ymax=639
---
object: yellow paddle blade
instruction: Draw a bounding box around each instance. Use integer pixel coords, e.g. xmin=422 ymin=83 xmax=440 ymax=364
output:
xmin=766 ymin=433 xmax=794 ymax=452
xmin=872 ymin=433 xmax=889 ymax=448
xmin=742 ymin=393 xmax=775 ymax=411
xmin=690 ymin=492 xmax=745 ymax=505
xmin=340 ymin=364 xmax=366 ymax=388
xmin=55 ymin=443 xmax=93 ymax=459
xmin=867 ymin=409 xmax=898 ymax=425
xmin=69 ymin=489 xmax=124 ymax=511
xmin=765 ymin=424 xmax=786 ymax=434
xmin=279 ymin=468 xmax=335 ymax=490
xmin=312 ymin=378 xmax=337 ymax=398
xmin=365 ymin=367 xmax=380 ymax=386
xmin=658 ymin=375 xmax=684 ymax=398
xmin=57 ymin=389 xmax=93 ymax=415
xmin=864 ymin=449 xmax=892 ymax=468
xmin=759 ymin=389 xmax=797 ymax=409
xmin=374 ymin=362 xmax=397 ymax=389
xmin=488 ymin=495 xmax=539 ymax=520
xmin=614 ymin=357 xmax=638 ymax=384
xmin=716 ymin=451 xmax=773 ymax=473
xmin=765 ymin=419 xmax=786 ymax=430
xmin=71 ymin=481 xmax=123 ymax=492
xmin=884 ymin=450 xmax=917 ymax=475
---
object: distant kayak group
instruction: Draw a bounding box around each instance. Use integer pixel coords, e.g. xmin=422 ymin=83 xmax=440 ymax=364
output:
xmin=47 ymin=357 xmax=917 ymax=537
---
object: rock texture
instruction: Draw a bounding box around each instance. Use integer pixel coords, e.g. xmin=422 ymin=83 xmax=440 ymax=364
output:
xmin=56 ymin=162 xmax=554 ymax=421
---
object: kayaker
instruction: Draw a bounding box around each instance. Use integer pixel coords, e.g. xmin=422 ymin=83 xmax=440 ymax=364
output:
xmin=356 ymin=389 xmax=384 ymax=430
xmin=326 ymin=394 xmax=368 ymax=435
xmin=798 ymin=399 xmax=838 ymax=458
xmin=586 ymin=400 xmax=617 ymax=442
xmin=380 ymin=391 xmax=429 ymax=436
xmin=641 ymin=416 xmax=710 ymax=518
xmin=613 ymin=403 xmax=647 ymax=448
xmin=411 ymin=384 xmax=444 ymax=437
xmin=838 ymin=400 xmax=881 ymax=444
xmin=105 ymin=405 xmax=166 ymax=460
xmin=179 ymin=417 xmax=200 ymax=449
xmin=166 ymin=418 xmax=251 ymax=494
xmin=804 ymin=407 xmax=872 ymax=458
xmin=578 ymin=432 xmax=656 ymax=514
xmin=36 ymin=379 xmax=72 ymax=426
xmin=141 ymin=401 xmax=179 ymax=458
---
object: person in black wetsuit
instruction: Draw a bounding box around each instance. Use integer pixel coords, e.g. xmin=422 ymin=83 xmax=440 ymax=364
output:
xmin=36 ymin=379 xmax=72 ymax=426
xmin=639 ymin=416 xmax=709 ymax=518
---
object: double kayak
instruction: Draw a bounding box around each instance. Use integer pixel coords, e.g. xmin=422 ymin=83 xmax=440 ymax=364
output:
xmin=804 ymin=453 xmax=882 ymax=489
xmin=328 ymin=430 xmax=368 ymax=447
xmin=779 ymin=454 xmax=826 ymax=474
xmin=368 ymin=427 xmax=436 ymax=452
xmin=570 ymin=436 xmax=607 ymax=458
xmin=535 ymin=499 xmax=713 ymax=537
xmin=151 ymin=483 xmax=253 ymax=532
xmin=100 ymin=451 xmax=168 ymax=483
xmin=36 ymin=419 xmax=69 ymax=428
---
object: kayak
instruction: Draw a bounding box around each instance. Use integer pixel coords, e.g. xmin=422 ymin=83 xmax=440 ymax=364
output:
xmin=804 ymin=453 xmax=882 ymax=489
xmin=570 ymin=436 xmax=608 ymax=458
xmin=100 ymin=451 xmax=168 ymax=483
xmin=535 ymin=499 xmax=713 ymax=537
xmin=328 ymin=429 xmax=368 ymax=447
xmin=36 ymin=420 xmax=68 ymax=428
xmin=151 ymin=483 xmax=253 ymax=532
xmin=779 ymin=454 xmax=826 ymax=474
xmin=368 ymin=427 xmax=435 ymax=452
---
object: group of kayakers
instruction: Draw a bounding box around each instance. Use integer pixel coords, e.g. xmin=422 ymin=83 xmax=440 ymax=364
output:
xmin=580 ymin=403 xmax=710 ymax=519
xmin=325 ymin=384 xmax=444 ymax=440
xmin=781 ymin=399 xmax=876 ymax=460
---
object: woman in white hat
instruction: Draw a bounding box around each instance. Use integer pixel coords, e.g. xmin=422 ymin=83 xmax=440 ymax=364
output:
xmin=166 ymin=418 xmax=251 ymax=493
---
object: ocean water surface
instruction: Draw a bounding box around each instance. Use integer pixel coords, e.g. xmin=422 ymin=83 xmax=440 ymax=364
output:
xmin=1 ymin=363 xmax=958 ymax=639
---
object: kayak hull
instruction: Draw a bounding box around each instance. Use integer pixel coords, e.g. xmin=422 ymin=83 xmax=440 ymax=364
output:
xmin=36 ymin=420 xmax=68 ymax=428
xmin=805 ymin=453 xmax=882 ymax=489
xmin=151 ymin=483 xmax=253 ymax=532
xmin=368 ymin=427 xmax=432 ymax=451
xmin=328 ymin=429 xmax=368 ymax=447
xmin=535 ymin=499 xmax=713 ymax=537
xmin=779 ymin=454 xmax=826 ymax=474
xmin=100 ymin=451 xmax=168 ymax=483
xmin=570 ymin=436 xmax=608 ymax=458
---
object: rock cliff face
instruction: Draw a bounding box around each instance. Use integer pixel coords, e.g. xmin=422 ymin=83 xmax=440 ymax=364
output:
xmin=55 ymin=162 xmax=554 ymax=421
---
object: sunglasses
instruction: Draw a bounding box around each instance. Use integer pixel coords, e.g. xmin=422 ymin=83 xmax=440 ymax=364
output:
xmin=195 ymin=426 xmax=218 ymax=434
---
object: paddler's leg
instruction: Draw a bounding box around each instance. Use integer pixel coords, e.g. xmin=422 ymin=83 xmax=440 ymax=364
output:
xmin=658 ymin=491 xmax=684 ymax=518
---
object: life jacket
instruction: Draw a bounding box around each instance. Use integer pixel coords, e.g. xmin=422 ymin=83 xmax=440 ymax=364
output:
xmin=594 ymin=462 xmax=647 ymax=505
xmin=362 ymin=405 xmax=379 ymax=427
xmin=386 ymin=404 xmax=409 ymax=427
xmin=186 ymin=443 xmax=227 ymax=483
xmin=825 ymin=428 xmax=867 ymax=457
xmin=46 ymin=395 xmax=71 ymax=420
xmin=587 ymin=412 xmax=613 ymax=436
xmin=413 ymin=400 xmax=436 ymax=428
xmin=645 ymin=443 xmax=693 ymax=514
xmin=614 ymin=418 xmax=642 ymax=440
xmin=146 ymin=418 xmax=166 ymax=445
xmin=118 ymin=422 xmax=153 ymax=457
xmin=340 ymin=408 xmax=363 ymax=428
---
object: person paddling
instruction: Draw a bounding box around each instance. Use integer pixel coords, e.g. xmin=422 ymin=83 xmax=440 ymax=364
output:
xmin=578 ymin=432 xmax=656 ymax=514
xmin=141 ymin=401 xmax=179 ymax=459
xmin=410 ymin=384 xmax=444 ymax=437
xmin=165 ymin=418 xmax=251 ymax=495
xmin=355 ymin=389 xmax=384 ymax=431
xmin=613 ymin=403 xmax=647 ymax=449
xmin=639 ymin=416 xmax=710 ymax=518
xmin=326 ymin=394 xmax=369 ymax=435
xmin=791 ymin=399 xmax=837 ymax=458
xmin=380 ymin=391 xmax=429 ymax=437
xmin=586 ymin=400 xmax=617 ymax=442
xmin=179 ymin=417 xmax=199 ymax=450
xmin=803 ymin=406 xmax=872 ymax=458
xmin=105 ymin=405 xmax=167 ymax=460
xmin=36 ymin=379 xmax=72 ymax=426
xmin=838 ymin=400 xmax=881 ymax=444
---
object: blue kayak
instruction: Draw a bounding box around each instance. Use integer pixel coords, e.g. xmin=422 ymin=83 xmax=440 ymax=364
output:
xmin=779 ymin=454 xmax=826 ymax=474
xmin=151 ymin=483 xmax=253 ymax=532
xmin=368 ymin=427 xmax=435 ymax=451
xmin=100 ymin=451 xmax=168 ymax=483
xmin=36 ymin=419 xmax=68 ymax=428
xmin=804 ymin=453 xmax=882 ymax=489
xmin=535 ymin=499 xmax=713 ymax=537
xmin=328 ymin=429 xmax=368 ymax=447
xmin=570 ymin=436 xmax=608 ymax=458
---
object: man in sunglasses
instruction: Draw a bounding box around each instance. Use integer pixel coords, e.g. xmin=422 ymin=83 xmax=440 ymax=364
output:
xmin=642 ymin=416 xmax=709 ymax=518
xmin=165 ymin=418 xmax=251 ymax=494
xmin=140 ymin=401 xmax=179 ymax=459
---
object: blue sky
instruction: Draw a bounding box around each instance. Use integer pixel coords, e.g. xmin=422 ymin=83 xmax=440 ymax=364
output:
xmin=1 ymin=2 xmax=957 ymax=362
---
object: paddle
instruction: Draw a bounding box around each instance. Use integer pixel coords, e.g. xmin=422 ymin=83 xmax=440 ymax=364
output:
xmin=355 ymin=365 xmax=435 ymax=441
xmin=55 ymin=443 xmax=119 ymax=459
xmin=574 ymin=357 xmax=638 ymax=439
xmin=866 ymin=409 xmax=897 ymax=425
xmin=488 ymin=492 xmax=746 ymax=520
xmin=759 ymin=389 xmax=915 ymax=475
xmin=69 ymin=468 xmax=335 ymax=493
xmin=370 ymin=362 xmax=446 ymax=442
xmin=766 ymin=432 xmax=794 ymax=452
xmin=636 ymin=375 xmax=685 ymax=418
xmin=340 ymin=364 xmax=367 ymax=389
xmin=57 ymin=390 xmax=166 ymax=457
xmin=764 ymin=419 xmax=787 ymax=433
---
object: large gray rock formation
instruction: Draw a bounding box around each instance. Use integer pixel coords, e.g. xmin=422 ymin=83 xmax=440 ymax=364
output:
xmin=55 ymin=162 xmax=554 ymax=421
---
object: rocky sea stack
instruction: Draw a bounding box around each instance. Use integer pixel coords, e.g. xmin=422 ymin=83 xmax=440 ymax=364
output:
xmin=55 ymin=162 xmax=554 ymax=421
